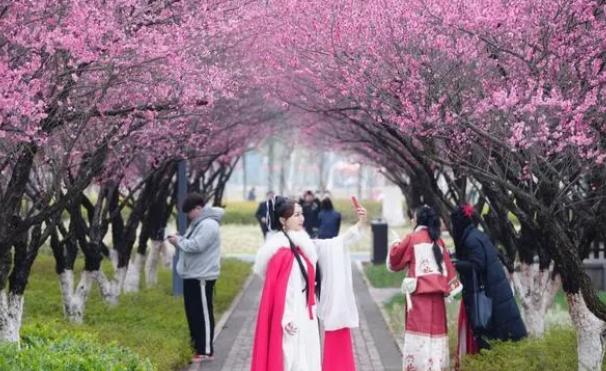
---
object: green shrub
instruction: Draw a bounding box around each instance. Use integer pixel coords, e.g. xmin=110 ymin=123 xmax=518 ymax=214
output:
xmin=23 ymin=256 xmax=251 ymax=370
xmin=222 ymin=199 xmax=382 ymax=225
xmin=461 ymin=327 xmax=600 ymax=370
xmin=0 ymin=324 xmax=152 ymax=371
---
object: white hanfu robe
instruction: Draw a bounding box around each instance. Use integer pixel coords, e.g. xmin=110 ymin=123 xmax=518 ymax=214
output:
xmin=252 ymin=225 xmax=362 ymax=371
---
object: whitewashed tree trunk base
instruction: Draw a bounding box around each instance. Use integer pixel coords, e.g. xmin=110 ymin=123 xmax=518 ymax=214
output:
xmin=567 ymin=293 xmax=606 ymax=371
xmin=0 ymin=291 xmax=23 ymax=343
xmin=145 ymin=240 xmax=163 ymax=287
xmin=513 ymin=262 xmax=560 ymax=337
xmin=59 ymin=270 xmax=95 ymax=324
xmin=109 ymin=249 xmax=119 ymax=271
xmin=161 ymin=242 xmax=175 ymax=268
xmin=95 ymin=267 xmax=127 ymax=306
xmin=124 ymin=254 xmax=145 ymax=293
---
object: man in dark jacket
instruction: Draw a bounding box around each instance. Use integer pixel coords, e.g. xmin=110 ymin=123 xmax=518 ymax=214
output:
xmin=318 ymin=197 xmax=341 ymax=238
xmin=451 ymin=205 xmax=527 ymax=349
xmin=255 ymin=191 xmax=274 ymax=238
xmin=300 ymin=190 xmax=320 ymax=237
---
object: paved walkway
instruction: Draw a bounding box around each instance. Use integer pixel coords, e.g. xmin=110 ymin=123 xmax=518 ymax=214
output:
xmin=185 ymin=262 xmax=401 ymax=371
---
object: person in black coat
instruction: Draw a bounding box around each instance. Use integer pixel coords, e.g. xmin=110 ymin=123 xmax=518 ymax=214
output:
xmin=451 ymin=204 xmax=527 ymax=349
xmin=318 ymin=197 xmax=341 ymax=239
xmin=255 ymin=191 xmax=274 ymax=238
xmin=300 ymin=190 xmax=320 ymax=238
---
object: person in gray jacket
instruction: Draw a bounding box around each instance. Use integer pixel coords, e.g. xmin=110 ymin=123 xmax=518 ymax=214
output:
xmin=167 ymin=193 xmax=223 ymax=363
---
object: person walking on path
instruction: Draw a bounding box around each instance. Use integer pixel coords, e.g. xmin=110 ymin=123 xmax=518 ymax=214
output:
xmin=387 ymin=205 xmax=462 ymax=371
xmin=255 ymin=191 xmax=274 ymax=238
xmin=450 ymin=204 xmax=527 ymax=356
xmin=251 ymin=195 xmax=367 ymax=371
xmin=167 ymin=193 xmax=224 ymax=364
xmin=318 ymin=197 xmax=342 ymax=239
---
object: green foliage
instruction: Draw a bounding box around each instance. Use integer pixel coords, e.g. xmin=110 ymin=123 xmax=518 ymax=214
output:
xmin=0 ymin=324 xmax=152 ymax=371
xmin=460 ymin=327 xmax=604 ymax=370
xmin=363 ymin=262 xmax=405 ymax=288
xmin=22 ymin=256 xmax=251 ymax=370
xmin=221 ymin=199 xmax=382 ymax=225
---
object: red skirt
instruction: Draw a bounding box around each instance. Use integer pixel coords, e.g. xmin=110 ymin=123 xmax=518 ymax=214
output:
xmin=456 ymin=301 xmax=479 ymax=369
xmin=322 ymin=328 xmax=355 ymax=371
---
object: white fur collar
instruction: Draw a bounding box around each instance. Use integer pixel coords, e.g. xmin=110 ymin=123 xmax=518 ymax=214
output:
xmin=253 ymin=230 xmax=317 ymax=278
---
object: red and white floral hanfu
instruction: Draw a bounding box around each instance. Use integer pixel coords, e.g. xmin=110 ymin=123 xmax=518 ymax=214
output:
xmin=388 ymin=226 xmax=462 ymax=371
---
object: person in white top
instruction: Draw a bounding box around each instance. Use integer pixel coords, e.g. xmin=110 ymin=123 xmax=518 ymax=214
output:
xmin=251 ymin=195 xmax=367 ymax=371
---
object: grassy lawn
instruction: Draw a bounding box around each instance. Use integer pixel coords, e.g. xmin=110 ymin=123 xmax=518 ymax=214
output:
xmin=363 ymin=262 xmax=406 ymax=288
xmin=23 ymin=255 xmax=251 ymax=370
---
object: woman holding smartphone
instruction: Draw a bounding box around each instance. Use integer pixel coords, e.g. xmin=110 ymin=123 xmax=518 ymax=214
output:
xmin=251 ymin=196 xmax=367 ymax=371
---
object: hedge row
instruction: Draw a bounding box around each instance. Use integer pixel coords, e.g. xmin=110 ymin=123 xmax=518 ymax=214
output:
xmin=222 ymin=199 xmax=383 ymax=225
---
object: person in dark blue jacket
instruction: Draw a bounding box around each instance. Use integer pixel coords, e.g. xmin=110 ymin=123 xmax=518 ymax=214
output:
xmin=451 ymin=204 xmax=527 ymax=349
xmin=318 ymin=197 xmax=342 ymax=239
xmin=301 ymin=190 xmax=321 ymax=237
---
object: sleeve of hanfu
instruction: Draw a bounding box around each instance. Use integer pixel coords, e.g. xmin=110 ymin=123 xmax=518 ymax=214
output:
xmin=387 ymin=234 xmax=413 ymax=272
xmin=313 ymin=225 xmax=362 ymax=330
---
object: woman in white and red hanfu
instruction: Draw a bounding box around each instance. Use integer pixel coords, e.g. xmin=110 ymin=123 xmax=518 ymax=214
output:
xmin=251 ymin=196 xmax=366 ymax=371
xmin=387 ymin=205 xmax=462 ymax=371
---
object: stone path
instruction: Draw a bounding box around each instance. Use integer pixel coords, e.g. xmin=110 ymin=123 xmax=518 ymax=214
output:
xmin=184 ymin=262 xmax=402 ymax=371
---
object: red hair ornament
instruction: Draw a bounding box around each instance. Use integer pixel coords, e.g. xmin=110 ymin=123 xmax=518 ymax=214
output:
xmin=462 ymin=204 xmax=474 ymax=218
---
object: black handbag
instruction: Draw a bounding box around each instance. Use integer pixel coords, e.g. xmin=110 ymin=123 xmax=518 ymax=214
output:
xmin=470 ymin=245 xmax=493 ymax=331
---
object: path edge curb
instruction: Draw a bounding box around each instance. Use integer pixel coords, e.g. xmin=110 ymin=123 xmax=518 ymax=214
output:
xmin=213 ymin=270 xmax=254 ymax=341
xmin=354 ymin=260 xmax=404 ymax=353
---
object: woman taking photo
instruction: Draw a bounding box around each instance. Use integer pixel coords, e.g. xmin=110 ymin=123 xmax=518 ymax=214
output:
xmin=251 ymin=195 xmax=367 ymax=371
xmin=388 ymin=205 xmax=461 ymax=371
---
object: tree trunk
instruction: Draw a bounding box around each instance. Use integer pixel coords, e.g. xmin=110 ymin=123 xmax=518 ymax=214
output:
xmin=59 ymin=270 xmax=95 ymax=324
xmin=161 ymin=242 xmax=174 ymax=268
xmin=0 ymin=290 xmax=23 ymax=343
xmin=513 ymin=262 xmax=561 ymax=336
xmin=94 ymin=268 xmax=127 ymax=305
xmin=567 ymin=293 xmax=606 ymax=371
xmin=144 ymin=240 xmax=163 ymax=287
xmin=123 ymin=253 xmax=145 ymax=293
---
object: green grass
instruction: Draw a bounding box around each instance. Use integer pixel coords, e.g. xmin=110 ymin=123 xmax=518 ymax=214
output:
xmin=0 ymin=324 xmax=152 ymax=370
xmin=363 ymin=262 xmax=406 ymax=288
xmin=23 ymin=255 xmax=251 ymax=370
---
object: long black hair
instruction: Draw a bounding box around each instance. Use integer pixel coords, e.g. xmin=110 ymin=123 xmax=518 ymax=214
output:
xmin=268 ymin=196 xmax=318 ymax=298
xmin=415 ymin=205 xmax=444 ymax=273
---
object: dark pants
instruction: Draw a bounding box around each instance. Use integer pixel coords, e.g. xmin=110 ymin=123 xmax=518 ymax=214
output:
xmin=183 ymin=279 xmax=216 ymax=356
